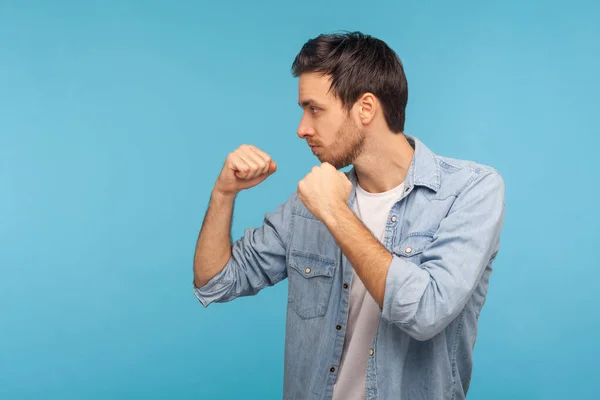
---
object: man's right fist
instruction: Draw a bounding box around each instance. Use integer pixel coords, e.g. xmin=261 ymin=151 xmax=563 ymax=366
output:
xmin=214 ymin=144 xmax=277 ymax=196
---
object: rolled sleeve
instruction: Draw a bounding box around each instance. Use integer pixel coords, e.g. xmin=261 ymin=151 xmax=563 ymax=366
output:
xmin=192 ymin=192 xmax=296 ymax=308
xmin=382 ymin=256 xmax=430 ymax=334
xmin=193 ymin=259 xmax=235 ymax=308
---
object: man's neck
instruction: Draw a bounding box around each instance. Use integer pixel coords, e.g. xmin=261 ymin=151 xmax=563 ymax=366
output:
xmin=353 ymin=133 xmax=414 ymax=194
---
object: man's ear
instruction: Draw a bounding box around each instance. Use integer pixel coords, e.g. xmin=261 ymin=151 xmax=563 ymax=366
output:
xmin=357 ymin=93 xmax=376 ymax=125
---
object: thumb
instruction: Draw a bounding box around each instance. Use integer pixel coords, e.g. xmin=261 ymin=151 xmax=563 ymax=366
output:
xmin=267 ymin=160 xmax=277 ymax=175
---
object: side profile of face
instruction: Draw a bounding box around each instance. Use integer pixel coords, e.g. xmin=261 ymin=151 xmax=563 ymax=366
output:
xmin=297 ymin=72 xmax=366 ymax=169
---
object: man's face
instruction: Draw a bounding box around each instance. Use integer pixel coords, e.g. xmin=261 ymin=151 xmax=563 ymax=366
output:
xmin=297 ymin=72 xmax=365 ymax=169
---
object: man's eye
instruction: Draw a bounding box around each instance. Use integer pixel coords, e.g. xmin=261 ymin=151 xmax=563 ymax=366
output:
xmin=310 ymin=107 xmax=320 ymax=114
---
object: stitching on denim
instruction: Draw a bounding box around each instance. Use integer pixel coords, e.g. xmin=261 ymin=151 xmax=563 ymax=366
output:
xmin=451 ymin=310 xmax=466 ymax=400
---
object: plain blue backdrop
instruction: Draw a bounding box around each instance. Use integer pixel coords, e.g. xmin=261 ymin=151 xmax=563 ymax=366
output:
xmin=1 ymin=1 xmax=599 ymax=399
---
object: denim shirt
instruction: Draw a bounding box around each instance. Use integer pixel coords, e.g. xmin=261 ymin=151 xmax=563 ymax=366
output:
xmin=194 ymin=136 xmax=506 ymax=400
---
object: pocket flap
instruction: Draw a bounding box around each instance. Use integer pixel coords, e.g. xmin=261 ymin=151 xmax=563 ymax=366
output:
xmin=393 ymin=233 xmax=434 ymax=257
xmin=289 ymin=250 xmax=336 ymax=278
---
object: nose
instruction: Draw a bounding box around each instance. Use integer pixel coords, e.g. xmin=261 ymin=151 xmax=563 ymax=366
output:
xmin=297 ymin=114 xmax=315 ymax=139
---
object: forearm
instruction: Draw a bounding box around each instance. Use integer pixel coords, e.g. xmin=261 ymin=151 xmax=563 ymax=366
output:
xmin=193 ymin=190 xmax=236 ymax=287
xmin=324 ymin=203 xmax=393 ymax=307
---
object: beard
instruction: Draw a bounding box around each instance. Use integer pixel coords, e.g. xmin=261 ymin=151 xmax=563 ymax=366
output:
xmin=318 ymin=117 xmax=366 ymax=169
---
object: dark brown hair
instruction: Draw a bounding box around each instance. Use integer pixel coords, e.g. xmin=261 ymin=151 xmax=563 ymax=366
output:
xmin=292 ymin=31 xmax=408 ymax=133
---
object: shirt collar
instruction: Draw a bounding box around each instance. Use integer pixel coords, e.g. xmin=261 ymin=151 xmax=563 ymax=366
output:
xmin=346 ymin=135 xmax=440 ymax=206
xmin=404 ymin=135 xmax=440 ymax=192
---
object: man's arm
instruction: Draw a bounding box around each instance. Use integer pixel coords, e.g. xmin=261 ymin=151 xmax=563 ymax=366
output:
xmin=323 ymin=206 xmax=391 ymax=307
xmin=313 ymin=168 xmax=505 ymax=341
xmin=380 ymin=172 xmax=505 ymax=340
xmin=193 ymin=144 xmax=289 ymax=307
xmin=193 ymin=190 xmax=235 ymax=288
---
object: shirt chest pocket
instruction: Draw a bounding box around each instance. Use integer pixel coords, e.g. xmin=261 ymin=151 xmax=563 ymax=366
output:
xmin=393 ymin=232 xmax=434 ymax=265
xmin=287 ymin=250 xmax=336 ymax=320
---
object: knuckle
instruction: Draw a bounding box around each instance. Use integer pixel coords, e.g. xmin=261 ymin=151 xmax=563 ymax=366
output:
xmin=232 ymin=149 xmax=243 ymax=159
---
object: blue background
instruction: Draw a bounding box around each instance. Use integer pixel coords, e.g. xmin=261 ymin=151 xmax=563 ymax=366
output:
xmin=1 ymin=1 xmax=599 ymax=399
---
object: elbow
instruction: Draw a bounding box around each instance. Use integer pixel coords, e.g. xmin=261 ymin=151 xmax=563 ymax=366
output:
xmin=384 ymin=299 xmax=456 ymax=341
xmin=382 ymin=307 xmax=447 ymax=341
xmin=399 ymin=320 xmax=446 ymax=341
xmin=383 ymin=256 xmax=472 ymax=341
xmin=193 ymin=256 xmax=232 ymax=289
xmin=193 ymin=274 xmax=208 ymax=289
xmin=192 ymin=262 xmax=208 ymax=289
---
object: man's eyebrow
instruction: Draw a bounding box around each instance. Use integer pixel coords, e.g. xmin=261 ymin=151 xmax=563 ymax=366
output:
xmin=298 ymin=99 xmax=324 ymax=108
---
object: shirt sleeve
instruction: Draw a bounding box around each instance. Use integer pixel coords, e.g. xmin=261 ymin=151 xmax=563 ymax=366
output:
xmin=381 ymin=170 xmax=506 ymax=341
xmin=193 ymin=192 xmax=296 ymax=307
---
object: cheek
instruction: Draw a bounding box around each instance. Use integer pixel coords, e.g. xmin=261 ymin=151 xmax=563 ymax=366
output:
xmin=318 ymin=120 xmax=341 ymax=144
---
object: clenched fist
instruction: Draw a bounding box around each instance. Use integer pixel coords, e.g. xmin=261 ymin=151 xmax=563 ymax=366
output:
xmin=298 ymin=162 xmax=353 ymax=224
xmin=214 ymin=144 xmax=277 ymax=197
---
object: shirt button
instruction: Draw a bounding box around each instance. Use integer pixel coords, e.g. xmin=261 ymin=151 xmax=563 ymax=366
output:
xmin=391 ymin=216 xmax=397 ymax=222
xmin=343 ymin=283 xmax=349 ymax=289
xmin=336 ymin=325 xmax=342 ymax=330
xmin=405 ymin=247 xmax=412 ymax=254
xmin=330 ymin=367 xmax=336 ymax=373
xmin=305 ymin=267 xmax=311 ymax=274
xmin=369 ymin=348 xmax=375 ymax=356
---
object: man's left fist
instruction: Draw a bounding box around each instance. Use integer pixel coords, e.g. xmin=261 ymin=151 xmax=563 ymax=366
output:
xmin=297 ymin=162 xmax=353 ymax=224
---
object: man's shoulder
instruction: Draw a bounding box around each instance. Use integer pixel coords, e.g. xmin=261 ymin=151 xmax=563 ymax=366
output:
xmin=432 ymin=153 xmax=504 ymax=198
xmin=435 ymin=153 xmax=501 ymax=177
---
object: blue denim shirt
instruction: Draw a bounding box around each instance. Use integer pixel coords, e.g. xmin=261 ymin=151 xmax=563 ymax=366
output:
xmin=194 ymin=136 xmax=506 ymax=400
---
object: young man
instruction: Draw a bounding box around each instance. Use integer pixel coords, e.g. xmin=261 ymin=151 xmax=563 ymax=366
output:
xmin=193 ymin=32 xmax=505 ymax=400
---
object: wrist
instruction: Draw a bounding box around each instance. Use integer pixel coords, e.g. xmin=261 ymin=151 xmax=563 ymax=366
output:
xmin=323 ymin=201 xmax=351 ymax=229
xmin=211 ymin=188 xmax=237 ymax=204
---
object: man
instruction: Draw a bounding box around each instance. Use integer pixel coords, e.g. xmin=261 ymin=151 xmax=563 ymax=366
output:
xmin=193 ymin=32 xmax=505 ymax=400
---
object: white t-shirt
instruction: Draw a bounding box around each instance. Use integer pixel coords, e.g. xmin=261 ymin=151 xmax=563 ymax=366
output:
xmin=332 ymin=180 xmax=405 ymax=400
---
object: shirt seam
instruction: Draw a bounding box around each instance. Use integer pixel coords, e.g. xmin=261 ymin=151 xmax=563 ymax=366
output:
xmin=451 ymin=310 xmax=466 ymax=400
